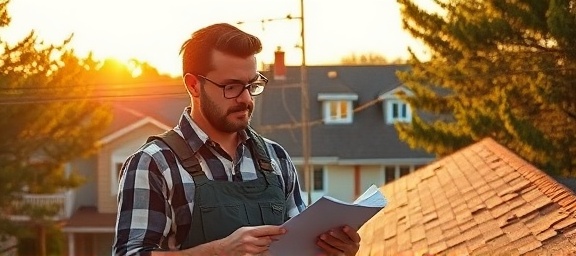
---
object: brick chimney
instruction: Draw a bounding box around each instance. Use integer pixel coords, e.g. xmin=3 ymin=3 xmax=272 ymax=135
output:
xmin=273 ymin=46 xmax=286 ymax=80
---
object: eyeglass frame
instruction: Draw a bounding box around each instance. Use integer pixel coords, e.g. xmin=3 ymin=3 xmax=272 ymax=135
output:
xmin=191 ymin=72 xmax=269 ymax=99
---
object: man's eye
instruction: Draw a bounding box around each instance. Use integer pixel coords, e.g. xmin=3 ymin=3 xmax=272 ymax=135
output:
xmin=225 ymin=84 xmax=243 ymax=91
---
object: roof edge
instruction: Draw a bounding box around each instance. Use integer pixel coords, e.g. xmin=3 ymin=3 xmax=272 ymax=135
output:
xmin=480 ymin=137 xmax=576 ymax=211
xmin=100 ymin=117 xmax=171 ymax=144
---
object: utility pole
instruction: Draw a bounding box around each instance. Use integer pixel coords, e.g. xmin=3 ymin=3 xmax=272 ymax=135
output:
xmin=237 ymin=0 xmax=311 ymax=205
xmin=298 ymin=0 xmax=312 ymax=206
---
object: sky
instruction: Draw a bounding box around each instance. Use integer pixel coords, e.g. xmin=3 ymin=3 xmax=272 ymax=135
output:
xmin=2 ymin=0 xmax=431 ymax=77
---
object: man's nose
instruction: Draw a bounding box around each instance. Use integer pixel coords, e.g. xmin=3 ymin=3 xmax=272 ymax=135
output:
xmin=235 ymin=87 xmax=253 ymax=103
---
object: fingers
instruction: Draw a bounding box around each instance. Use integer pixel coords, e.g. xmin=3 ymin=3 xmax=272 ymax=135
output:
xmin=343 ymin=225 xmax=361 ymax=244
xmin=249 ymin=225 xmax=287 ymax=237
xmin=316 ymin=238 xmax=345 ymax=256
xmin=329 ymin=229 xmax=354 ymax=245
xmin=250 ymin=234 xmax=279 ymax=248
xmin=316 ymin=226 xmax=361 ymax=256
xmin=229 ymin=226 xmax=286 ymax=254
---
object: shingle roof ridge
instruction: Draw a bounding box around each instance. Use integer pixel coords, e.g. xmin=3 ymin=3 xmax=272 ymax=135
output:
xmin=358 ymin=137 xmax=576 ymax=255
xmin=479 ymin=137 xmax=576 ymax=211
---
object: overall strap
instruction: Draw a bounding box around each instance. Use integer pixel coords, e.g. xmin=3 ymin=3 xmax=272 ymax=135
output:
xmin=245 ymin=126 xmax=273 ymax=172
xmin=147 ymin=130 xmax=203 ymax=177
xmin=245 ymin=127 xmax=292 ymax=201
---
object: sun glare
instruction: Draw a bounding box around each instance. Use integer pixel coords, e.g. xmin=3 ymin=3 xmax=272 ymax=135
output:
xmin=5 ymin=0 xmax=425 ymax=76
xmin=126 ymin=60 xmax=143 ymax=78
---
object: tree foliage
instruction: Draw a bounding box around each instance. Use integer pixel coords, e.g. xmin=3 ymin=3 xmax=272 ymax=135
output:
xmin=0 ymin=1 xmax=178 ymax=253
xmin=396 ymin=0 xmax=576 ymax=176
xmin=340 ymin=52 xmax=406 ymax=65
xmin=0 ymin=0 xmax=113 ymax=236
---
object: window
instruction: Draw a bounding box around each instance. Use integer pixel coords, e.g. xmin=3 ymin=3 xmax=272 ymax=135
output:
xmin=392 ymin=102 xmax=407 ymax=119
xmin=297 ymin=166 xmax=325 ymax=192
xmin=313 ymin=167 xmax=324 ymax=191
xmin=385 ymin=165 xmax=416 ymax=183
xmin=415 ymin=164 xmax=427 ymax=170
xmin=326 ymin=101 xmax=351 ymax=123
xmin=386 ymin=99 xmax=411 ymax=124
xmin=318 ymin=93 xmax=358 ymax=124
xmin=111 ymin=156 xmax=128 ymax=195
xmin=385 ymin=166 xmax=396 ymax=183
xmin=399 ymin=165 xmax=410 ymax=177
xmin=379 ymin=87 xmax=413 ymax=124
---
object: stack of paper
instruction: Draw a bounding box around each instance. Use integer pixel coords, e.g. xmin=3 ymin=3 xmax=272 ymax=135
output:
xmin=269 ymin=184 xmax=387 ymax=255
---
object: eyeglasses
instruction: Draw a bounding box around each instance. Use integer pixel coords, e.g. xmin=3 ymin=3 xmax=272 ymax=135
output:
xmin=195 ymin=72 xmax=268 ymax=99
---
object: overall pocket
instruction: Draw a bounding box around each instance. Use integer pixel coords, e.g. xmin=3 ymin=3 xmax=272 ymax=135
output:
xmin=199 ymin=203 xmax=249 ymax=242
xmin=259 ymin=202 xmax=285 ymax=225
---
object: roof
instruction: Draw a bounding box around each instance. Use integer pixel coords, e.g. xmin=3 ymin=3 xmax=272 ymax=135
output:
xmin=93 ymin=65 xmax=432 ymax=161
xmin=62 ymin=206 xmax=116 ymax=233
xmin=253 ymin=65 xmax=433 ymax=161
xmin=102 ymin=96 xmax=190 ymax=140
xmin=555 ymin=177 xmax=576 ymax=193
xmin=358 ymin=138 xmax=576 ymax=255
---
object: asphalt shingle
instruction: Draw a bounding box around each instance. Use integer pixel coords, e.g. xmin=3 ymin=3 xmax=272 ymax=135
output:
xmin=358 ymin=138 xmax=576 ymax=255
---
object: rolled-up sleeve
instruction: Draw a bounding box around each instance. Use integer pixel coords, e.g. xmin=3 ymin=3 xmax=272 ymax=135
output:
xmin=113 ymin=149 xmax=172 ymax=256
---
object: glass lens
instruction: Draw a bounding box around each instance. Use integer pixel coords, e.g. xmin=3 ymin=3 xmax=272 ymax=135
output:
xmin=224 ymin=83 xmax=245 ymax=98
xmin=248 ymin=82 xmax=265 ymax=95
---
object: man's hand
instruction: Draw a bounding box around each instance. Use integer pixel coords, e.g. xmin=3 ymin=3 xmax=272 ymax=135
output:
xmin=215 ymin=225 xmax=286 ymax=256
xmin=316 ymin=225 xmax=361 ymax=256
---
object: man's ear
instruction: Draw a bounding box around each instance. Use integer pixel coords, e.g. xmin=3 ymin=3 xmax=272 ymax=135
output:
xmin=183 ymin=73 xmax=200 ymax=97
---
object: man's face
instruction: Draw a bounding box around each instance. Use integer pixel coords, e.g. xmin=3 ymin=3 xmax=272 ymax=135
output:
xmin=199 ymin=50 xmax=258 ymax=133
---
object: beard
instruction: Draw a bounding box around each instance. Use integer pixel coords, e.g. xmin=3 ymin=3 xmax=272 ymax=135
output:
xmin=200 ymin=86 xmax=253 ymax=133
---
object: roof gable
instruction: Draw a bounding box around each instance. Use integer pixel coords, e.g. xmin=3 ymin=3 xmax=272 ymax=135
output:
xmin=254 ymin=65 xmax=433 ymax=160
xmin=378 ymin=86 xmax=413 ymax=100
xmin=100 ymin=116 xmax=170 ymax=144
xmin=358 ymin=138 xmax=576 ymax=255
xmin=101 ymin=97 xmax=189 ymax=143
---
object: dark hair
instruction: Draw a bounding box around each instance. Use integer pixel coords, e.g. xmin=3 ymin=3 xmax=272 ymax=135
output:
xmin=179 ymin=23 xmax=262 ymax=76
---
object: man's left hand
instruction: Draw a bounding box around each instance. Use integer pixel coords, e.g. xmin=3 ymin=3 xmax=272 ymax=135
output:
xmin=316 ymin=225 xmax=361 ymax=256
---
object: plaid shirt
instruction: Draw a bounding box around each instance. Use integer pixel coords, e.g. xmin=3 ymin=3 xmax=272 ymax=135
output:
xmin=113 ymin=107 xmax=306 ymax=255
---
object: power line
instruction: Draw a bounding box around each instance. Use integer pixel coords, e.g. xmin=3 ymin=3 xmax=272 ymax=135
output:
xmin=0 ymin=92 xmax=188 ymax=105
xmin=0 ymin=82 xmax=183 ymax=92
xmin=256 ymin=85 xmax=394 ymax=133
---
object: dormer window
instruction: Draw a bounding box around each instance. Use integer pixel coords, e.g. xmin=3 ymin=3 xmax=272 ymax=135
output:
xmin=318 ymin=93 xmax=358 ymax=124
xmin=378 ymin=87 xmax=413 ymax=124
xmin=386 ymin=99 xmax=411 ymax=123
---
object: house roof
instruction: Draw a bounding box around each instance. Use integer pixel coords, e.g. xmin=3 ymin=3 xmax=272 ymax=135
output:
xmin=253 ymin=65 xmax=434 ymax=161
xmin=554 ymin=177 xmax=576 ymax=193
xmin=97 ymin=65 xmax=433 ymax=161
xmin=357 ymin=138 xmax=576 ymax=255
xmin=62 ymin=206 xmax=116 ymax=233
xmin=101 ymin=96 xmax=190 ymax=142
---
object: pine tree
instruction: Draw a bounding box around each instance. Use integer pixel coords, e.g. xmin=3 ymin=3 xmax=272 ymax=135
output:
xmin=396 ymin=0 xmax=576 ymax=175
xmin=0 ymin=0 xmax=110 ymax=240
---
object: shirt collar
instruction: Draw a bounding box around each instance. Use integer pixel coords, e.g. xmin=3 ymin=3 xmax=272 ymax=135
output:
xmin=175 ymin=107 xmax=250 ymax=153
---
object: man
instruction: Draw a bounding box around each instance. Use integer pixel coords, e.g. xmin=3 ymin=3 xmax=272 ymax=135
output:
xmin=113 ymin=23 xmax=360 ymax=256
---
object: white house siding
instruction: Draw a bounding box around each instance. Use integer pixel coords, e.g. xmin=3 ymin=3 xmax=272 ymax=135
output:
xmin=319 ymin=163 xmax=429 ymax=204
xmin=359 ymin=166 xmax=383 ymax=194
xmin=71 ymin=157 xmax=98 ymax=211
xmin=325 ymin=165 xmax=355 ymax=202
xmin=97 ymin=124 xmax=167 ymax=213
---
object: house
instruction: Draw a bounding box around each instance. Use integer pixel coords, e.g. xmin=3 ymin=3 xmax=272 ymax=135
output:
xmin=254 ymin=64 xmax=435 ymax=202
xmin=60 ymin=64 xmax=435 ymax=255
xmin=61 ymin=96 xmax=189 ymax=256
xmin=357 ymin=138 xmax=576 ymax=255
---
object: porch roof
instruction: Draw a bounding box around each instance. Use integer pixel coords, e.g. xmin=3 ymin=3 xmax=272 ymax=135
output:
xmin=62 ymin=206 xmax=116 ymax=233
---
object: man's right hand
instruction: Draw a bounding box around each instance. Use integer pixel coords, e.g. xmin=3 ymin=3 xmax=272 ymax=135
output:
xmin=214 ymin=225 xmax=286 ymax=256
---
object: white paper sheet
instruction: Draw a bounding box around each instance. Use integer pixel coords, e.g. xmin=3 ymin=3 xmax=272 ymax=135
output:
xmin=269 ymin=184 xmax=387 ymax=255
